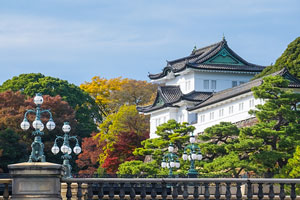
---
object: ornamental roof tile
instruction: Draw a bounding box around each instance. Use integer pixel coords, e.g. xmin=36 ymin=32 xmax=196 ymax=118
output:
xmin=137 ymin=86 xmax=212 ymax=113
xmin=149 ymin=39 xmax=265 ymax=80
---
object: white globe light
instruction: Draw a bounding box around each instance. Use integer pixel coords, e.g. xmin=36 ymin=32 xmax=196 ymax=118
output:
xmin=197 ymin=154 xmax=203 ymax=160
xmin=73 ymin=146 xmax=81 ymax=154
xmin=161 ymin=161 xmax=167 ymax=168
xmin=188 ymin=155 xmax=191 ymax=161
xmin=62 ymin=123 xmax=71 ymax=133
xmin=20 ymin=120 xmax=30 ymax=131
xmin=51 ymin=145 xmax=59 ymax=155
xmin=39 ymin=123 xmax=44 ymax=131
xmin=61 ymin=145 xmax=69 ymax=154
xmin=46 ymin=120 xmax=56 ymax=131
xmin=191 ymin=153 xmax=197 ymax=160
xmin=167 ymin=163 xmax=170 ymax=168
xmin=170 ymin=161 xmax=175 ymax=168
xmin=168 ymin=145 xmax=174 ymax=153
xmin=175 ymin=161 xmax=180 ymax=168
xmin=189 ymin=136 xmax=196 ymax=144
xmin=32 ymin=119 xmax=43 ymax=130
xmin=68 ymin=147 xmax=72 ymax=155
xmin=182 ymin=153 xmax=188 ymax=161
xmin=33 ymin=94 xmax=44 ymax=105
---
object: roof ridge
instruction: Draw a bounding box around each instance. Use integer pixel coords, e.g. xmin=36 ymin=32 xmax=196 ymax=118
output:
xmin=192 ymin=40 xmax=224 ymax=55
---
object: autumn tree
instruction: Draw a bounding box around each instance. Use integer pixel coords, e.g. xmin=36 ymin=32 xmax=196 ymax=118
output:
xmin=76 ymin=132 xmax=103 ymax=175
xmin=96 ymin=105 xmax=149 ymax=171
xmin=0 ymin=91 xmax=78 ymax=165
xmin=0 ymin=73 xmax=100 ymax=138
xmin=102 ymin=131 xmax=149 ymax=174
xmin=80 ymin=77 xmax=157 ymax=116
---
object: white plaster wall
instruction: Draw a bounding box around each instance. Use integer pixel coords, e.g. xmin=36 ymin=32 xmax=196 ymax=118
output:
xmin=194 ymin=71 xmax=253 ymax=92
xmin=165 ymin=71 xmax=195 ymax=94
xmin=191 ymin=93 xmax=261 ymax=134
xmin=149 ymin=108 xmax=179 ymax=138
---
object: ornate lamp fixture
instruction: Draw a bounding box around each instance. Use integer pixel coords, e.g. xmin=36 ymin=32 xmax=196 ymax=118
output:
xmin=51 ymin=122 xmax=81 ymax=178
xmin=161 ymin=143 xmax=180 ymax=177
xmin=20 ymin=93 xmax=56 ymax=162
xmin=182 ymin=133 xmax=202 ymax=177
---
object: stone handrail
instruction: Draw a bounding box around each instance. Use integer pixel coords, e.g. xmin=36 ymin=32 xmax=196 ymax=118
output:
xmin=61 ymin=177 xmax=300 ymax=200
xmin=0 ymin=179 xmax=11 ymax=200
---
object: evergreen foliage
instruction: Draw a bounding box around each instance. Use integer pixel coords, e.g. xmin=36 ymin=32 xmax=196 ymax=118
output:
xmin=253 ymin=37 xmax=300 ymax=79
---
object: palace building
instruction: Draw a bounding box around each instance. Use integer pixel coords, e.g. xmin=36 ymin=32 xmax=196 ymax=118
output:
xmin=137 ymin=38 xmax=300 ymax=138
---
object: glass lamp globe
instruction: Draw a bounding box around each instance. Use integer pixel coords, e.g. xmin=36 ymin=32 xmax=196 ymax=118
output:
xmin=39 ymin=123 xmax=44 ymax=131
xmin=62 ymin=122 xmax=71 ymax=133
xmin=170 ymin=161 xmax=175 ymax=168
xmin=191 ymin=152 xmax=197 ymax=160
xmin=61 ymin=145 xmax=69 ymax=154
xmin=161 ymin=161 xmax=167 ymax=168
xmin=20 ymin=119 xmax=30 ymax=131
xmin=33 ymin=94 xmax=44 ymax=105
xmin=73 ymin=145 xmax=81 ymax=154
xmin=51 ymin=145 xmax=59 ymax=155
xmin=46 ymin=120 xmax=56 ymax=131
xmin=188 ymin=155 xmax=191 ymax=161
xmin=168 ymin=145 xmax=174 ymax=153
xmin=167 ymin=163 xmax=170 ymax=169
xmin=175 ymin=161 xmax=180 ymax=168
xmin=182 ymin=153 xmax=188 ymax=160
xmin=68 ymin=147 xmax=72 ymax=155
xmin=189 ymin=136 xmax=196 ymax=144
xmin=33 ymin=119 xmax=43 ymax=130
xmin=197 ymin=154 xmax=203 ymax=160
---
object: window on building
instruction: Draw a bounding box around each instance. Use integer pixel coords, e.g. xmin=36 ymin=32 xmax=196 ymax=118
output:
xmin=163 ymin=116 xmax=167 ymax=123
xmin=211 ymin=80 xmax=216 ymax=90
xmin=185 ymin=80 xmax=191 ymax=91
xmin=179 ymin=114 xmax=184 ymax=123
xmin=219 ymin=109 xmax=224 ymax=117
xmin=209 ymin=112 xmax=214 ymax=120
xmin=239 ymin=102 xmax=244 ymax=111
xmin=229 ymin=105 xmax=234 ymax=114
xmin=249 ymin=99 xmax=255 ymax=108
xmin=204 ymin=80 xmax=209 ymax=89
xmin=232 ymin=81 xmax=238 ymax=87
xmin=239 ymin=81 xmax=245 ymax=85
xmin=200 ymin=114 xmax=205 ymax=123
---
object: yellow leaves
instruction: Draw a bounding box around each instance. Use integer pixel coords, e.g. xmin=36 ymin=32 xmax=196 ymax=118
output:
xmin=80 ymin=77 xmax=129 ymax=116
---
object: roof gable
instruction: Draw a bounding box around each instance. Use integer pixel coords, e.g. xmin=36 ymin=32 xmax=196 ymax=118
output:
xmin=204 ymin=48 xmax=244 ymax=65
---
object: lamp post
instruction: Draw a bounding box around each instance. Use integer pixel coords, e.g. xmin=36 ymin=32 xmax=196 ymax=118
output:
xmin=51 ymin=122 xmax=81 ymax=178
xmin=161 ymin=143 xmax=180 ymax=177
xmin=20 ymin=93 xmax=56 ymax=162
xmin=182 ymin=133 xmax=202 ymax=177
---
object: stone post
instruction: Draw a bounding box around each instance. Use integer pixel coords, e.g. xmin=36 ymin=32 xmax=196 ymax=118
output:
xmin=8 ymin=162 xmax=63 ymax=200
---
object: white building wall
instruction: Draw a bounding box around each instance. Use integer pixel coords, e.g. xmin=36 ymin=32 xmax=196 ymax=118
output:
xmin=194 ymin=71 xmax=254 ymax=92
xmin=191 ymin=92 xmax=261 ymax=134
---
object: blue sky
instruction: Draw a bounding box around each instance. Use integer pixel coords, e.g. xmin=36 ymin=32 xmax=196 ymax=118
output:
xmin=0 ymin=0 xmax=299 ymax=86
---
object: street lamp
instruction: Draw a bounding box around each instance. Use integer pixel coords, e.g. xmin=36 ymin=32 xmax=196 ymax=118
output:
xmin=51 ymin=122 xmax=81 ymax=178
xmin=182 ymin=133 xmax=202 ymax=177
xmin=20 ymin=93 xmax=56 ymax=162
xmin=161 ymin=143 xmax=180 ymax=177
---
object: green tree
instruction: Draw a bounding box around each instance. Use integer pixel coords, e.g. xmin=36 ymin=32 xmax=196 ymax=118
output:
xmin=198 ymin=122 xmax=256 ymax=177
xmin=117 ymin=160 xmax=160 ymax=177
xmin=253 ymin=37 xmax=300 ymax=79
xmin=119 ymin=120 xmax=195 ymax=177
xmin=0 ymin=73 xmax=101 ymax=138
xmin=241 ymin=75 xmax=300 ymax=177
xmin=0 ymin=129 xmax=27 ymax=172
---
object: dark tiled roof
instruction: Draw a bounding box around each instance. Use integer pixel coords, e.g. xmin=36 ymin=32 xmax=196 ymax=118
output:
xmin=149 ymin=39 xmax=265 ymax=80
xmin=188 ymin=68 xmax=300 ymax=111
xmin=137 ymin=86 xmax=212 ymax=113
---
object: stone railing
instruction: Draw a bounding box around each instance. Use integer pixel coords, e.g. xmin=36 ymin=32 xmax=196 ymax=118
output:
xmin=0 ymin=179 xmax=11 ymax=200
xmin=61 ymin=177 xmax=300 ymax=200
